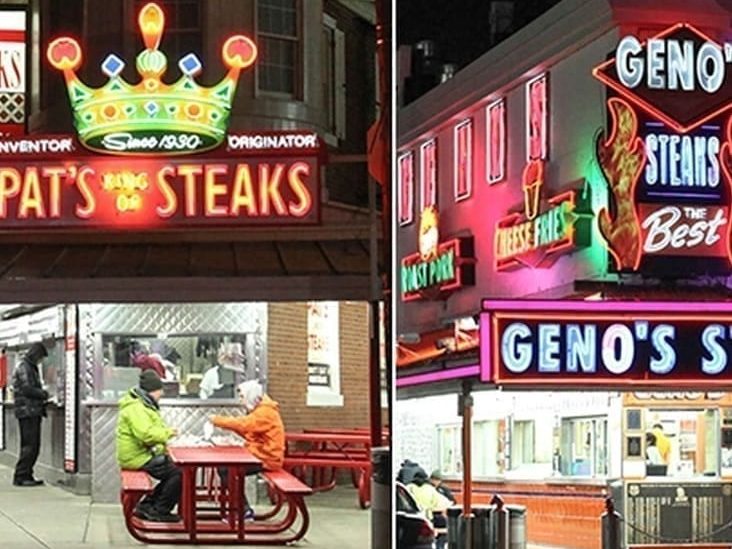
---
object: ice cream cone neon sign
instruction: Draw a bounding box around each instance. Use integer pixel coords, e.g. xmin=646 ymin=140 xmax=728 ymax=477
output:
xmin=522 ymin=159 xmax=544 ymax=220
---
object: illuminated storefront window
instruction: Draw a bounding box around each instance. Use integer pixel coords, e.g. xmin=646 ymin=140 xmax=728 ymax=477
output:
xmin=560 ymin=416 xmax=608 ymax=477
xmin=454 ymin=119 xmax=473 ymax=201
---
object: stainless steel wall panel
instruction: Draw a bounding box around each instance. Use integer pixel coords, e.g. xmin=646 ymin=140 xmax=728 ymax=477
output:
xmin=89 ymin=303 xmax=265 ymax=335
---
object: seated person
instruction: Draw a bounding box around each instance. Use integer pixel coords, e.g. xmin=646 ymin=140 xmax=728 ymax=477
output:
xmin=210 ymin=380 xmax=285 ymax=518
xmin=116 ymin=370 xmax=180 ymax=522
xmin=408 ymin=470 xmax=452 ymax=514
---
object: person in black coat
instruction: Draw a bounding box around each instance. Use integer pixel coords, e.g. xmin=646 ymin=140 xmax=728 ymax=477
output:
xmin=396 ymin=459 xmax=426 ymax=485
xmin=12 ymin=343 xmax=49 ymax=486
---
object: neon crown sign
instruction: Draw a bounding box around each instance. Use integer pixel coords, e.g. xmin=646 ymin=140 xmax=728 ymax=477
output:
xmin=46 ymin=2 xmax=257 ymax=156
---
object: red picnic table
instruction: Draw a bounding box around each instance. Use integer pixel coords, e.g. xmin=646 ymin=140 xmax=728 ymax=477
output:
xmin=120 ymin=445 xmax=313 ymax=545
xmin=284 ymin=432 xmax=372 ymax=508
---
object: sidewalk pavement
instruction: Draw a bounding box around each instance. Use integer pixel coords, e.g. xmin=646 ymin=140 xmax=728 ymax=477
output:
xmin=0 ymin=464 xmax=369 ymax=548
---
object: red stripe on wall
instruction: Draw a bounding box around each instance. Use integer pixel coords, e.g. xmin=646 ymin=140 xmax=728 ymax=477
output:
xmin=0 ymin=31 xmax=26 ymax=43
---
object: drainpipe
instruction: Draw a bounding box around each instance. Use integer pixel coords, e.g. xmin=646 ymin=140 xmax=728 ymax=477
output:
xmin=461 ymin=381 xmax=474 ymax=548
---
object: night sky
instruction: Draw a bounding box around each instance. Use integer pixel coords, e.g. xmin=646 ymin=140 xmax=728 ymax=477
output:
xmin=397 ymin=0 xmax=563 ymax=69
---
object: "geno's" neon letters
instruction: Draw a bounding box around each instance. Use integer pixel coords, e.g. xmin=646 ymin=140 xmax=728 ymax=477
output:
xmin=617 ymin=34 xmax=732 ymax=93
xmin=482 ymin=301 xmax=732 ymax=386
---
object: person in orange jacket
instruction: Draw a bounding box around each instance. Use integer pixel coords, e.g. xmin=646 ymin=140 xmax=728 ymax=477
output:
xmin=210 ymin=380 xmax=285 ymax=518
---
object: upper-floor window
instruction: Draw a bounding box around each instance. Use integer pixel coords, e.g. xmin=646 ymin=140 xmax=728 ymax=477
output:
xmin=322 ymin=14 xmax=346 ymax=141
xmin=454 ymin=119 xmax=473 ymax=201
xmin=486 ymin=98 xmax=506 ymax=184
xmin=420 ymin=139 xmax=437 ymax=210
xmin=134 ymin=0 xmax=201 ymax=80
xmin=257 ymin=0 xmax=301 ymax=96
xmin=398 ymin=151 xmax=414 ymax=225
xmin=526 ymin=73 xmax=548 ymax=161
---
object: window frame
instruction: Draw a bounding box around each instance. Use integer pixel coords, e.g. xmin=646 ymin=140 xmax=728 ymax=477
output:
xmin=321 ymin=13 xmax=346 ymax=145
xmin=255 ymin=0 xmax=303 ymax=99
xmin=454 ymin=118 xmax=473 ymax=202
xmin=306 ymin=301 xmax=343 ymax=407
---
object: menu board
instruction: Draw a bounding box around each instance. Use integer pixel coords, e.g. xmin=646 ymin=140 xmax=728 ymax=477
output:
xmin=625 ymin=482 xmax=732 ymax=544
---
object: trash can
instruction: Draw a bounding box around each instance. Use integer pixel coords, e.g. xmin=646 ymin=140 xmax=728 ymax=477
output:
xmin=506 ymin=504 xmax=527 ymax=549
xmin=447 ymin=507 xmax=464 ymax=549
xmin=370 ymin=447 xmax=390 ymax=549
xmin=472 ymin=505 xmax=493 ymax=549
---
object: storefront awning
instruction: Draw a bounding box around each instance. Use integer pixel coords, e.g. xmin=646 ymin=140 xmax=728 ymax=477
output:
xmin=397 ymin=326 xmax=478 ymax=368
xmin=0 ymin=203 xmax=381 ymax=303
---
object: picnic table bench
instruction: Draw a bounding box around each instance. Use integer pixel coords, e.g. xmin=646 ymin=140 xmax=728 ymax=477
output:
xmin=119 ymin=446 xmax=313 ymax=545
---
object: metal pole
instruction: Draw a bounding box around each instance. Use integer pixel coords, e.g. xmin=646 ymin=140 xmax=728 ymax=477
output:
xmin=601 ymin=496 xmax=622 ymax=549
xmin=369 ymin=0 xmax=391 ymax=544
xmin=491 ymin=495 xmax=510 ymax=549
xmin=461 ymin=382 xmax=473 ymax=548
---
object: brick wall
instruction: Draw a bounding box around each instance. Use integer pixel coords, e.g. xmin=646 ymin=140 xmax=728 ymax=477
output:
xmin=267 ymin=302 xmax=376 ymax=432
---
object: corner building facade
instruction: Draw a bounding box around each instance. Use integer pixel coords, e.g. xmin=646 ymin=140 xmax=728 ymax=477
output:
xmin=397 ymin=1 xmax=732 ymax=547
xmin=0 ymin=0 xmax=384 ymax=503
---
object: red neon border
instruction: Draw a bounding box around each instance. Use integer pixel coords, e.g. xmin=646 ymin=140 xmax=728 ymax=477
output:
xmin=420 ymin=139 xmax=437 ymax=211
xmin=398 ymin=151 xmax=415 ymax=226
xmin=486 ymin=98 xmax=506 ymax=184
xmin=494 ymin=190 xmax=577 ymax=271
xmin=526 ymin=73 xmax=549 ymax=161
xmin=480 ymin=299 xmax=732 ymax=387
xmin=454 ymin=119 xmax=473 ymax=202
xmin=401 ymin=238 xmax=464 ymax=302
xmin=593 ymin=22 xmax=732 ymax=134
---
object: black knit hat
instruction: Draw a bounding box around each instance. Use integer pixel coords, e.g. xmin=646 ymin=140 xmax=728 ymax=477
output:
xmin=26 ymin=342 xmax=48 ymax=363
xmin=139 ymin=369 xmax=163 ymax=392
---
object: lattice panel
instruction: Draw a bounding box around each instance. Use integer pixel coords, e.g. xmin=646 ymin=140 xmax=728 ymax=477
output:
xmin=89 ymin=303 xmax=265 ymax=335
xmin=0 ymin=93 xmax=24 ymax=123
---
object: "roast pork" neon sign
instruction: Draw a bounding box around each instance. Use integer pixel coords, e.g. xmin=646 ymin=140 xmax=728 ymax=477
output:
xmin=400 ymin=206 xmax=475 ymax=301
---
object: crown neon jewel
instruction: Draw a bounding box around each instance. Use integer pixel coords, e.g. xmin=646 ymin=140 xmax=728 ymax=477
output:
xmin=46 ymin=2 xmax=257 ymax=156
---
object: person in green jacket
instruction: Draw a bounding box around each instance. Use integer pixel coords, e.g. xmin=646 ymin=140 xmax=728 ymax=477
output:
xmin=116 ymin=370 xmax=180 ymax=522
